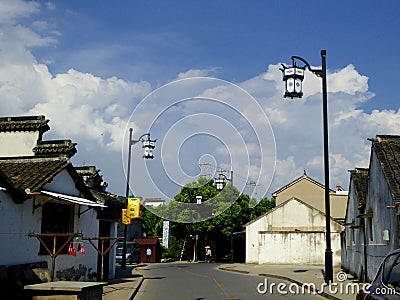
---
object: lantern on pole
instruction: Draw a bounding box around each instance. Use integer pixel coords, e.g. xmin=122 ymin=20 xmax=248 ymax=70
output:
xmin=142 ymin=137 xmax=156 ymax=159
xmin=281 ymin=65 xmax=305 ymax=99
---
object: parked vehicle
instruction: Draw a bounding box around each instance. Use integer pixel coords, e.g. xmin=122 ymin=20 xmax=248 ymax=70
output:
xmin=356 ymin=248 xmax=400 ymax=299
xmin=115 ymin=242 xmax=140 ymax=264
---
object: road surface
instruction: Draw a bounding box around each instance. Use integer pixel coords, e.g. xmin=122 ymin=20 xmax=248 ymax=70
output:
xmin=135 ymin=262 xmax=324 ymax=299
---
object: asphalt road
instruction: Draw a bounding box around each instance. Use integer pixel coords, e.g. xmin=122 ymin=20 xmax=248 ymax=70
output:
xmin=134 ymin=263 xmax=325 ymax=300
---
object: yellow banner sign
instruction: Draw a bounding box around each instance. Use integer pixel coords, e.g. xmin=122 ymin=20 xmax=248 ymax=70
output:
xmin=121 ymin=209 xmax=131 ymax=225
xmin=127 ymin=198 xmax=141 ymax=219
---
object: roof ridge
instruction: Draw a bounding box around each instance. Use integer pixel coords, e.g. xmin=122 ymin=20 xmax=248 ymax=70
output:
xmin=33 ymin=139 xmax=77 ymax=158
xmin=0 ymin=115 xmax=49 ymax=133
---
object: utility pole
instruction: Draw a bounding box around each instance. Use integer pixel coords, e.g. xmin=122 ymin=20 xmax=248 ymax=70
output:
xmin=215 ymin=168 xmax=234 ymax=263
xmin=247 ymin=180 xmax=256 ymax=196
xmin=199 ymin=162 xmax=211 ymax=178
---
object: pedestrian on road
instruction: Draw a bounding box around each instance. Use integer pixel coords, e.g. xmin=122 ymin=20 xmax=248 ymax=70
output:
xmin=205 ymin=246 xmax=212 ymax=263
xmin=146 ymin=246 xmax=152 ymax=263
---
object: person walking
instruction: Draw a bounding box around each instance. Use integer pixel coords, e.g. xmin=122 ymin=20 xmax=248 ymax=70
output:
xmin=205 ymin=246 xmax=212 ymax=263
xmin=146 ymin=246 xmax=152 ymax=263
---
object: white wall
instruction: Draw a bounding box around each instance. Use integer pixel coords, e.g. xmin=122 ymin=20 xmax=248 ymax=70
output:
xmin=246 ymin=199 xmax=344 ymax=266
xmin=0 ymin=192 xmax=42 ymax=265
xmin=0 ymin=131 xmax=38 ymax=157
xmin=44 ymin=169 xmax=81 ymax=196
xmin=246 ymin=216 xmax=266 ymax=263
xmin=258 ymin=231 xmax=342 ymax=266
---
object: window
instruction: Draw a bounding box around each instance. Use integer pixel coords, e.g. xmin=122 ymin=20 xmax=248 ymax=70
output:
xmin=40 ymin=202 xmax=74 ymax=254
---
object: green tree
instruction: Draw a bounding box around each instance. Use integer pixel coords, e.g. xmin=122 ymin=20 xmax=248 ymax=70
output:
xmin=139 ymin=177 xmax=276 ymax=262
xmin=141 ymin=205 xmax=163 ymax=237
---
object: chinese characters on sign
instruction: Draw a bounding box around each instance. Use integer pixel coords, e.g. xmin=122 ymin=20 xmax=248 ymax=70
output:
xmin=127 ymin=198 xmax=141 ymax=219
xmin=162 ymin=220 xmax=170 ymax=248
xmin=121 ymin=209 xmax=131 ymax=225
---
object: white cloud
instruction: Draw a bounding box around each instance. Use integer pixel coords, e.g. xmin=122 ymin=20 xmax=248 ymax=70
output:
xmin=252 ymin=63 xmax=400 ymax=193
xmin=0 ymin=4 xmax=154 ymax=194
xmin=29 ymin=68 xmax=152 ymax=150
xmin=328 ymin=64 xmax=369 ymax=95
xmin=2 ymin=1 xmax=400 ymax=200
xmin=0 ymin=0 xmax=39 ymax=24
xmin=177 ymin=68 xmax=218 ymax=79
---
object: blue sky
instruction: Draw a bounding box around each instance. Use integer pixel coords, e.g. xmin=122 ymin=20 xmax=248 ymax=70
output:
xmin=30 ymin=0 xmax=399 ymax=113
xmin=1 ymin=0 xmax=400 ymax=203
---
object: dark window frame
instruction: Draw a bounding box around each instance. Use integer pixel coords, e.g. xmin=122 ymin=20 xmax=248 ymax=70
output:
xmin=40 ymin=201 xmax=74 ymax=255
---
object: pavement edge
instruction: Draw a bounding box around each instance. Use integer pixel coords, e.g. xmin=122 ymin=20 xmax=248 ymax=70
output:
xmin=129 ymin=274 xmax=144 ymax=300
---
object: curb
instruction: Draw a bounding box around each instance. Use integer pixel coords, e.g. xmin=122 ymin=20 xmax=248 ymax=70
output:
xmin=129 ymin=265 xmax=147 ymax=300
xmin=218 ymin=266 xmax=250 ymax=274
xmin=129 ymin=275 xmax=144 ymax=300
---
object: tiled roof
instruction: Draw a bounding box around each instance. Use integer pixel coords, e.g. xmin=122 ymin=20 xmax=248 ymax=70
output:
xmin=369 ymin=135 xmax=400 ymax=206
xmin=0 ymin=156 xmax=70 ymax=193
xmin=349 ymin=168 xmax=369 ymax=209
xmin=33 ymin=140 xmax=77 ymax=158
xmin=91 ymin=189 xmax=125 ymax=220
xmin=0 ymin=167 xmax=27 ymax=203
xmin=90 ymin=189 xmax=125 ymax=207
xmin=0 ymin=115 xmax=49 ymax=133
xmin=75 ymin=166 xmax=106 ymax=190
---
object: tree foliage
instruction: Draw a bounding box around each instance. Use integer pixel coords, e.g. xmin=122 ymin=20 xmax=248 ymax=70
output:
xmin=140 ymin=177 xmax=275 ymax=261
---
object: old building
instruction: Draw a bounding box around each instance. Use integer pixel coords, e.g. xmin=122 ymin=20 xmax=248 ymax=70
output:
xmin=0 ymin=115 xmax=121 ymax=284
xmin=341 ymin=168 xmax=369 ymax=281
xmin=245 ymin=171 xmax=347 ymax=265
xmin=343 ymin=136 xmax=400 ymax=281
xmin=245 ymin=197 xmax=344 ymax=265
xmin=272 ymin=170 xmax=348 ymax=223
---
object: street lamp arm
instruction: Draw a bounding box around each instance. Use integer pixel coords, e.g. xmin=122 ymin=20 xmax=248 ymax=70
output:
xmin=291 ymin=55 xmax=323 ymax=78
xmin=218 ymin=173 xmax=230 ymax=181
xmin=130 ymin=133 xmax=151 ymax=145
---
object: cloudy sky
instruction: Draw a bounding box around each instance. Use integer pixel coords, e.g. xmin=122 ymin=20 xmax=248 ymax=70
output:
xmin=1 ymin=0 xmax=400 ymax=204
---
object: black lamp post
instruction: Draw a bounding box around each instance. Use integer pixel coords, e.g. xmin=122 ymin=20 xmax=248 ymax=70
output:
xmin=121 ymin=128 xmax=156 ymax=269
xmin=281 ymin=50 xmax=333 ymax=283
xmin=215 ymin=169 xmax=234 ymax=264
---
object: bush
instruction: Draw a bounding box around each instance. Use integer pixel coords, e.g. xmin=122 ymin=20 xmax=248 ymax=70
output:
xmin=161 ymin=236 xmax=184 ymax=261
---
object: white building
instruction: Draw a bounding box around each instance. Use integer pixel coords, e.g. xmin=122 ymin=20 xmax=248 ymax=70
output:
xmin=0 ymin=115 xmax=121 ymax=283
xmin=143 ymin=197 xmax=165 ymax=208
xmin=245 ymin=197 xmax=344 ymax=266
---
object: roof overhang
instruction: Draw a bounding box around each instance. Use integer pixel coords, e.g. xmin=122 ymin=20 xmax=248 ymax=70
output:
xmin=41 ymin=190 xmax=106 ymax=207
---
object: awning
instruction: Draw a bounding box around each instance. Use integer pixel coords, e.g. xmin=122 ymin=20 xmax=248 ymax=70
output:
xmin=41 ymin=190 xmax=107 ymax=208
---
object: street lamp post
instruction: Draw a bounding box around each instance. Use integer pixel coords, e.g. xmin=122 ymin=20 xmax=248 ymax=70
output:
xmin=215 ymin=169 xmax=234 ymax=264
xmin=281 ymin=50 xmax=333 ymax=283
xmin=121 ymin=128 xmax=156 ymax=269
